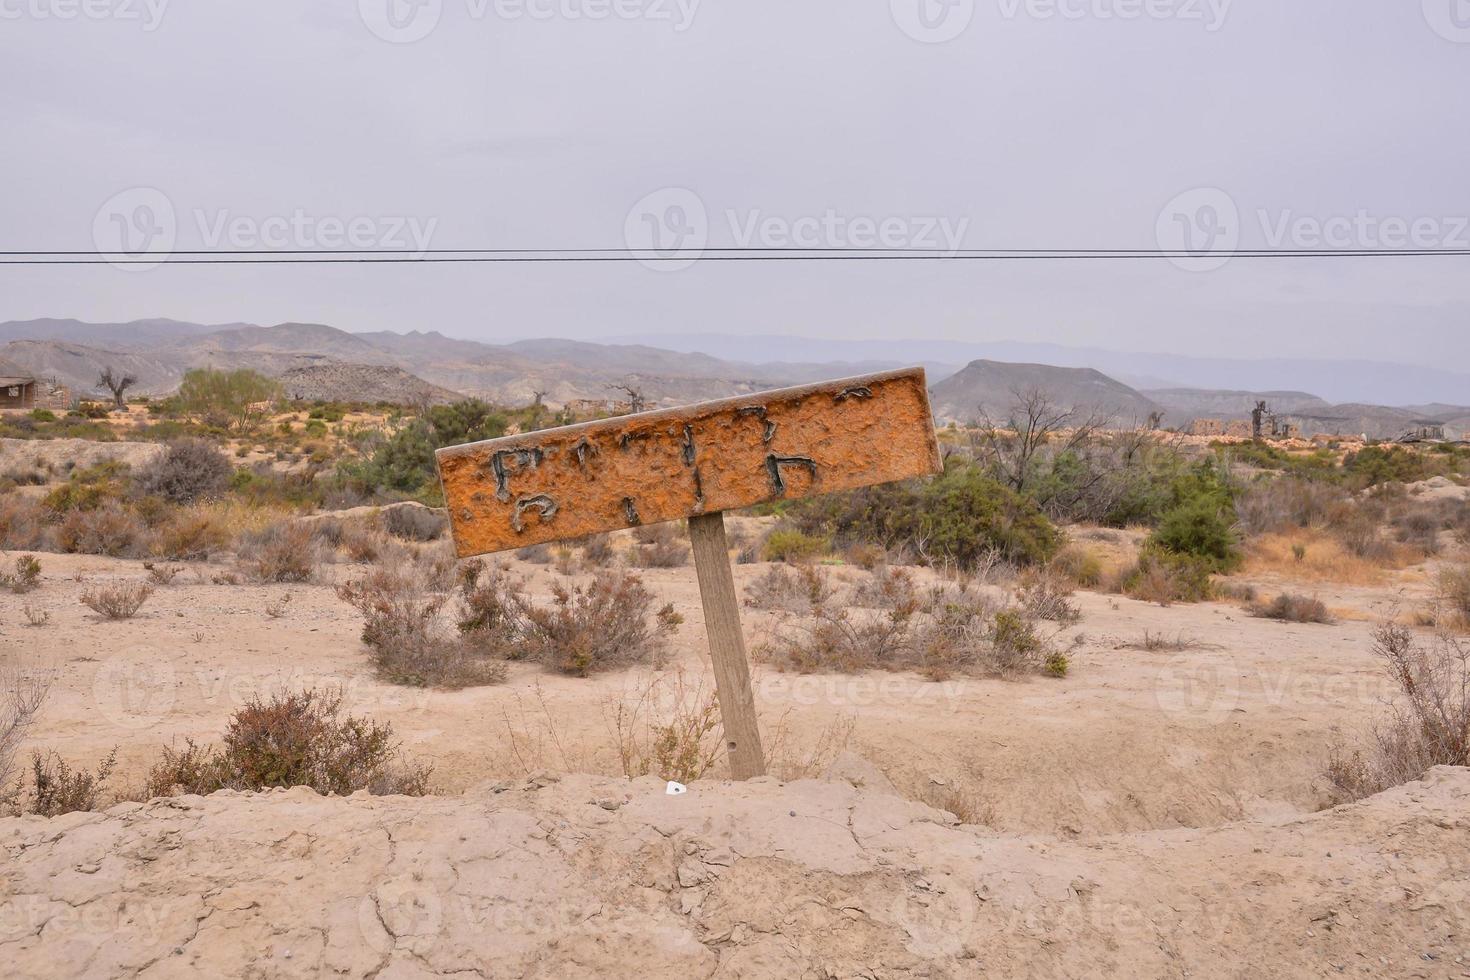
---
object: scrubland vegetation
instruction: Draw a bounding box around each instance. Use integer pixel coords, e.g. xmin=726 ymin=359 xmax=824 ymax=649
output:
xmin=3 ymin=380 xmax=1470 ymax=816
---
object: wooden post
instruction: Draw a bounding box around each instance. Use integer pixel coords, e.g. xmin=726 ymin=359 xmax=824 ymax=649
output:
xmin=687 ymin=511 xmax=766 ymax=779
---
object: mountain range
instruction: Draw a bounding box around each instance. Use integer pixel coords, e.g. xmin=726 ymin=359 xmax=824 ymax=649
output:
xmin=0 ymin=318 xmax=1465 ymax=440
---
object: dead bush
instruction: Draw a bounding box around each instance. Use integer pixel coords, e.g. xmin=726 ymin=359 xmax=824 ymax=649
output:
xmin=1325 ymin=624 xmax=1468 ymax=803
xmin=79 ymin=581 xmax=154 ymax=619
xmin=579 ymin=533 xmax=615 ymax=567
xmin=18 ymin=748 xmax=117 ymax=817
xmin=142 ymin=562 xmax=184 ymax=586
xmin=0 ymin=554 xmax=42 ymax=594
xmin=608 ymin=666 xmax=723 ymax=783
xmin=630 ymin=537 xmax=690 ymax=569
xmin=237 ymin=520 xmax=324 ymax=583
xmin=153 ymin=509 xmax=231 ymax=561
xmin=145 ymin=688 xmax=431 ymax=797
xmin=133 ymin=438 xmax=232 ymax=504
xmin=1051 ymin=544 xmax=1103 ymax=589
xmin=383 ymin=504 xmax=446 ymax=542
xmin=762 ymin=579 xmax=1065 ymax=680
xmin=1332 ymin=511 xmax=1398 ymax=564
xmin=22 ymin=605 xmax=50 ymax=627
xmin=338 ymin=566 xmax=507 ymax=689
xmin=57 ymin=502 xmax=149 ymax=557
xmin=745 ymin=563 xmax=835 ymax=612
xmin=1 ymin=665 xmax=50 ymax=805
xmin=515 ymin=572 xmax=681 ymax=677
xmin=1017 ymin=568 xmax=1081 ymax=623
xmin=1123 ymin=630 xmax=1201 ymax=652
xmin=849 ymin=564 xmax=918 ymax=610
xmin=1234 ymin=477 xmax=1352 ymax=536
xmin=516 ymin=542 xmax=553 ymax=564
xmin=1250 ymin=593 xmax=1333 ymax=624
xmin=337 ymin=523 xmax=388 ymax=563
xmin=0 ymin=496 xmax=51 ymax=551
xmin=633 ymin=522 xmax=678 ymax=546
xmin=1436 ymin=563 xmax=1470 ymax=630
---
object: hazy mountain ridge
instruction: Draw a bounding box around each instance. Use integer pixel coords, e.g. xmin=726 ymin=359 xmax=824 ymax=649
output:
xmin=930 ymin=360 xmax=1163 ymax=426
xmin=1 ymin=320 xmax=1466 ymax=435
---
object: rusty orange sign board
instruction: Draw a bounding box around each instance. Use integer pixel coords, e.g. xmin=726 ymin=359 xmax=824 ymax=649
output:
xmin=436 ymin=367 xmax=941 ymax=558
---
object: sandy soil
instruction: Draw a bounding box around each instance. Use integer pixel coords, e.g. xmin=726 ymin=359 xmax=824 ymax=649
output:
xmin=2 ymin=767 xmax=1466 ymax=978
xmin=0 ymin=532 xmax=1443 ymax=835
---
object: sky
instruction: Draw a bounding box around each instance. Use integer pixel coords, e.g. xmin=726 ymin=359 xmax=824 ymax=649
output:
xmin=1 ymin=1 xmax=1468 ymax=366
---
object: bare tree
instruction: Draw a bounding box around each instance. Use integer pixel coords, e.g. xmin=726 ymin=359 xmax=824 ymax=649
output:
xmin=96 ymin=367 xmax=137 ymax=411
xmin=972 ymin=387 xmax=1106 ymax=494
xmin=610 ymin=383 xmax=647 ymax=414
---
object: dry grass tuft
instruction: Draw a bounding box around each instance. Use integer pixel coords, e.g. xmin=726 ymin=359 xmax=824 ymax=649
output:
xmin=1325 ymin=624 xmax=1469 ymax=804
xmin=79 ymin=581 xmax=154 ymax=620
xmin=1250 ymin=593 xmax=1334 ymax=624
xmin=1243 ymin=531 xmax=1393 ymax=585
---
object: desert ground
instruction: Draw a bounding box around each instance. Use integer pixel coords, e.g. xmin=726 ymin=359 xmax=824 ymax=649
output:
xmin=3 ymin=405 xmax=1469 ymax=978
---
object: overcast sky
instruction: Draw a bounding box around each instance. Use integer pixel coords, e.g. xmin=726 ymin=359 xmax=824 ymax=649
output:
xmin=2 ymin=1 xmax=1467 ymax=365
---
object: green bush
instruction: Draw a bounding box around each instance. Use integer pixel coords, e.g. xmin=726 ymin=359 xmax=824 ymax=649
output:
xmin=177 ymin=368 xmax=281 ymax=431
xmin=347 ymin=400 xmax=508 ymax=499
xmin=28 ymin=409 xmax=57 ymax=422
xmin=762 ymin=528 xmax=830 ymax=563
xmin=1147 ymin=496 xmax=1241 ymax=572
xmin=786 ymin=459 xmax=1061 ymax=568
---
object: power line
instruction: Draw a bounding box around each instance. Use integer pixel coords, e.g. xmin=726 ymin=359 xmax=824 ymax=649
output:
xmin=3 ymin=247 xmax=1470 ymax=265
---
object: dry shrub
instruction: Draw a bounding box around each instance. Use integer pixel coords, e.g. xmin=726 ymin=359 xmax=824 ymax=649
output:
xmin=745 ymin=563 xmax=834 ymax=612
xmin=1331 ymin=511 xmax=1399 ymax=565
xmin=845 ymin=541 xmax=887 ymax=570
xmin=153 ymin=507 xmax=232 ymax=561
xmin=1436 ymin=563 xmax=1470 ymax=630
xmin=633 ymin=522 xmax=678 ymax=546
xmin=57 ymin=502 xmax=149 ymax=557
xmin=1109 ymin=551 xmax=1212 ymax=606
xmin=145 ymin=688 xmax=431 ymax=798
xmin=850 ymin=564 xmax=917 ymax=610
xmin=579 ymin=533 xmax=615 ymax=567
xmin=338 ymin=566 xmax=506 ymax=689
xmin=1 ymin=665 xmax=50 ymax=804
xmin=553 ymin=546 xmax=577 ymax=576
xmin=1325 ymin=624 xmax=1469 ymax=803
xmin=515 ymin=573 xmax=681 ymax=676
xmin=920 ymin=780 xmax=996 ymax=826
xmin=133 ymin=439 xmax=232 ymax=504
xmin=608 ymin=666 xmax=722 ymax=783
xmin=0 ymin=554 xmax=42 ymax=594
xmin=630 ymin=537 xmax=690 ymax=569
xmin=516 ymin=541 xmax=553 ymax=564
xmin=0 ymin=496 xmax=51 ymax=551
xmin=1234 ymin=477 xmax=1352 ymax=536
xmin=337 ymin=523 xmax=388 ymax=563
xmin=1017 ymin=568 xmax=1081 ymax=623
xmin=237 ymin=520 xmax=324 ymax=582
xmin=19 ymin=749 xmax=117 ymax=817
xmin=1250 ymin=593 xmax=1333 ymax=624
xmin=22 ymin=605 xmax=49 ymax=627
xmin=1392 ymin=503 xmax=1443 ymax=557
xmin=383 ymin=504 xmax=446 ymax=542
xmin=1123 ymin=630 xmax=1201 ymax=652
xmin=1051 ymin=543 xmax=1103 ymax=589
xmin=761 ymin=579 xmax=1066 ymax=680
xmin=142 ymin=562 xmax=183 ymax=586
xmin=79 ymin=581 xmax=154 ymax=619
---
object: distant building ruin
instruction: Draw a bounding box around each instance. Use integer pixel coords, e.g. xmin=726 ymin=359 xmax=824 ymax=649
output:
xmin=0 ymin=365 xmax=70 ymax=412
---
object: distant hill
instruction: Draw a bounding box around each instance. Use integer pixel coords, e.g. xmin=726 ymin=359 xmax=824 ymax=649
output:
xmin=276 ymin=364 xmax=464 ymax=405
xmin=929 ymin=360 xmax=1162 ymax=425
xmin=0 ymin=318 xmax=240 ymax=349
xmin=1144 ymin=388 xmax=1331 ymax=420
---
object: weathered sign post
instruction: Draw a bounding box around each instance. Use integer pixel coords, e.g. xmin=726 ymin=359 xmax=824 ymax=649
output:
xmin=436 ymin=367 xmax=942 ymax=779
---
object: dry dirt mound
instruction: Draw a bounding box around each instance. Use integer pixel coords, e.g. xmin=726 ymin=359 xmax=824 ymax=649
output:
xmin=3 ymin=768 xmax=1467 ymax=978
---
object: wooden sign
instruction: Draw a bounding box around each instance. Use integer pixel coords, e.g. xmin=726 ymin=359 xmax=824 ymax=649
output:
xmin=435 ymin=367 xmax=941 ymax=781
xmin=436 ymin=367 xmax=941 ymax=557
